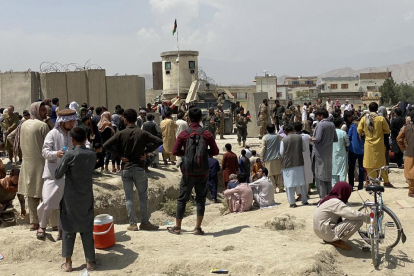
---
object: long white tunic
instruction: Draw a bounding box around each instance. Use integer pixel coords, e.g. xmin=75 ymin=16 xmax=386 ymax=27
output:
xmin=248 ymin=177 xmax=275 ymax=207
xmin=280 ymin=140 xmax=306 ymax=188
xmin=39 ymin=128 xmax=73 ymax=210
xmin=301 ymin=133 xmax=313 ymax=185
xmin=175 ymin=119 xmax=188 ymax=138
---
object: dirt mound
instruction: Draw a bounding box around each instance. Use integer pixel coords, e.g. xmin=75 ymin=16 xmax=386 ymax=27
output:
xmin=264 ymin=214 xmax=306 ymax=230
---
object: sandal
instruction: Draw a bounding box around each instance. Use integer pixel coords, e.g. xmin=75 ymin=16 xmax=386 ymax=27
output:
xmin=30 ymin=224 xmax=39 ymax=231
xmin=193 ymin=227 xmax=205 ymax=235
xmin=36 ymin=229 xmax=46 ymax=240
xmin=167 ymin=226 xmax=181 ymax=235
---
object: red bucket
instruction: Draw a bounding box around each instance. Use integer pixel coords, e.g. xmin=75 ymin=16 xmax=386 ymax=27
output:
xmin=93 ymin=214 xmax=116 ymax=249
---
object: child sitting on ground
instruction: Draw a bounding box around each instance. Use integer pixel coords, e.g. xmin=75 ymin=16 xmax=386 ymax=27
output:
xmin=93 ymin=143 xmax=104 ymax=171
xmin=56 ymin=127 xmax=98 ymax=272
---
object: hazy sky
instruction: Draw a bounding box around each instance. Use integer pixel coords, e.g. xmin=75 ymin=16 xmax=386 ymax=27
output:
xmin=1 ymin=0 xmax=414 ymax=85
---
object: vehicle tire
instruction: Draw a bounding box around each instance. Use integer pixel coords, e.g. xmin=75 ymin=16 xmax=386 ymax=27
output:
xmin=358 ymin=205 xmax=402 ymax=248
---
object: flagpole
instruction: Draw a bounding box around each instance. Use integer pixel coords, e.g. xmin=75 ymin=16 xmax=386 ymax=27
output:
xmin=177 ymin=27 xmax=180 ymax=98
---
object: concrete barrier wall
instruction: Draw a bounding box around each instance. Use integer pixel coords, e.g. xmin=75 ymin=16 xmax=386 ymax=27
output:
xmin=0 ymin=72 xmax=38 ymax=113
xmin=86 ymin=69 xmax=107 ymax=109
xmin=41 ymin=72 xmax=68 ymax=107
xmin=66 ymin=71 xmax=88 ymax=106
xmin=247 ymin=92 xmax=269 ymax=138
xmin=1 ymin=70 xmax=144 ymax=113
xmin=106 ymin=76 xmax=146 ymax=111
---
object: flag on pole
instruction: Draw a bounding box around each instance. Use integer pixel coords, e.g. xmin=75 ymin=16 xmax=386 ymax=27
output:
xmin=172 ymin=19 xmax=177 ymax=35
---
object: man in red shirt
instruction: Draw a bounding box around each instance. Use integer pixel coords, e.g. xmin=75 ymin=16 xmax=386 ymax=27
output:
xmin=168 ymin=107 xmax=219 ymax=235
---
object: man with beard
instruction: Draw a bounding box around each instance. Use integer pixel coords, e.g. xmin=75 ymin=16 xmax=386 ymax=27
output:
xmin=273 ymin=100 xmax=285 ymax=132
xmin=36 ymin=109 xmax=78 ymax=240
xmin=204 ymin=108 xmax=218 ymax=138
xmin=258 ymin=99 xmax=269 ymax=139
xmin=13 ymin=102 xmax=50 ymax=231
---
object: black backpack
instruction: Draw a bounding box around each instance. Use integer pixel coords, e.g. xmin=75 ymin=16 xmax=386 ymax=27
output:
xmin=183 ymin=127 xmax=208 ymax=176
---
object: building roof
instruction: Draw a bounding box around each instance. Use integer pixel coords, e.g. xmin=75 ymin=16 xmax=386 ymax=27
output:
xmin=360 ymin=72 xmax=391 ymax=80
xmin=321 ymin=77 xmax=359 ymax=81
xmin=284 ymin=76 xmax=317 ymax=80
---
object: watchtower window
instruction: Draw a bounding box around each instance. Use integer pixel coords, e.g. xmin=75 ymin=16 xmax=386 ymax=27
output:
xmin=189 ymin=61 xmax=195 ymax=69
xmin=165 ymin=62 xmax=171 ymax=70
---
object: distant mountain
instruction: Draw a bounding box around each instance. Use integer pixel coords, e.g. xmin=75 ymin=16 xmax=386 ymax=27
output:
xmin=139 ymin=73 xmax=153 ymax=89
xmin=318 ymin=61 xmax=414 ymax=84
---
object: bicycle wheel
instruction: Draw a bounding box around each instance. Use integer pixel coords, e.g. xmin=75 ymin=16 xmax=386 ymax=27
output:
xmin=358 ymin=205 xmax=402 ymax=248
xmin=371 ymin=224 xmax=380 ymax=267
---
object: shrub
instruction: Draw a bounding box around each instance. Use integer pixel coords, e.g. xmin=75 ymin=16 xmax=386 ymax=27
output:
xmin=161 ymin=199 xmax=194 ymax=217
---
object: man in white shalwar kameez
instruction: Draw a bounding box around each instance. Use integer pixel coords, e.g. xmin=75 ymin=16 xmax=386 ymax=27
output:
xmin=294 ymin=123 xmax=313 ymax=201
xmin=248 ymin=168 xmax=276 ymax=208
xmin=280 ymin=124 xmax=309 ymax=208
xmin=36 ymin=109 xmax=77 ymax=240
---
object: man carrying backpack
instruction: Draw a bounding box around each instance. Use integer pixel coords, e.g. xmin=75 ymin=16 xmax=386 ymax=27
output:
xmin=168 ymin=107 xmax=219 ymax=235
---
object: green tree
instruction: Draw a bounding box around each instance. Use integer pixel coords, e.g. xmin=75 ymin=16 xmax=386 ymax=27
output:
xmin=379 ymin=77 xmax=398 ymax=105
xmin=295 ymin=89 xmax=311 ymax=100
xmin=397 ymin=83 xmax=414 ymax=103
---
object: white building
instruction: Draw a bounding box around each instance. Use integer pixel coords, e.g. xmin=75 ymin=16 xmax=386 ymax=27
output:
xmin=254 ymin=75 xmax=277 ymax=100
xmin=160 ymin=50 xmax=199 ymax=98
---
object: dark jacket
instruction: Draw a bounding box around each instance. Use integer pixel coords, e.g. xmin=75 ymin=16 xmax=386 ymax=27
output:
xmin=103 ymin=125 xmax=163 ymax=169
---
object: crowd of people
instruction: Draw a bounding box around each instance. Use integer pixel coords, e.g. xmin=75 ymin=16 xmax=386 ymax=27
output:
xmin=0 ymin=95 xmax=413 ymax=270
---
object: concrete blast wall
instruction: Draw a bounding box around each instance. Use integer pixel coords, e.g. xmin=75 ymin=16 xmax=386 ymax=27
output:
xmin=0 ymin=72 xmax=39 ymax=113
xmin=41 ymin=72 xmax=68 ymax=107
xmin=247 ymin=92 xmax=269 ymax=138
xmin=106 ymin=76 xmax=146 ymax=111
xmin=87 ymin=70 xmax=107 ymax=109
xmin=66 ymin=71 xmax=88 ymax=106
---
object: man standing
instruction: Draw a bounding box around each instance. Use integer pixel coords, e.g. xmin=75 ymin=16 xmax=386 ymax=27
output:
xmin=136 ymin=110 xmax=147 ymax=129
xmin=208 ymin=157 xmax=220 ymax=203
xmin=357 ymin=102 xmax=392 ymax=187
xmin=1 ymin=106 xmax=20 ymax=162
xmin=236 ymin=107 xmax=248 ymax=147
xmin=15 ymin=102 xmax=50 ymax=231
xmin=175 ymin=112 xmax=188 ymax=137
xmin=216 ymin=104 xmax=225 ymax=139
xmin=167 ymin=107 xmax=219 ymax=234
xmin=104 ymin=109 xmax=162 ymax=231
xmin=280 ymin=124 xmax=308 ymax=208
xmin=273 ymin=100 xmax=285 ymax=131
xmin=397 ymin=120 xmax=414 ymax=197
xmin=260 ymin=124 xmax=284 ymax=193
xmin=37 ymin=109 xmax=78 ymax=240
xmin=390 ymin=108 xmax=405 ymax=169
xmin=325 ymin=97 xmax=334 ymax=113
xmin=311 ymin=108 xmax=338 ymax=198
xmin=204 ymin=108 xmax=218 ymax=139
xmin=248 ymin=168 xmax=276 ymax=208
xmin=160 ymin=110 xmax=178 ymax=165
xmin=282 ymin=101 xmax=296 ymax=127
xmin=341 ymin=100 xmax=352 ymax=112
xmin=232 ymin=101 xmax=241 ymax=124
xmin=51 ymin=98 xmax=59 ymax=124
xmin=239 ymin=150 xmax=250 ymax=182
xmin=258 ymin=99 xmax=269 ymax=139
xmin=91 ymin=107 xmax=103 ymax=144
xmin=222 ymin=144 xmax=239 ymax=189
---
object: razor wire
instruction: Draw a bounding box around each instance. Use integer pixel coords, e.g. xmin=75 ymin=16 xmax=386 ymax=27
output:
xmin=39 ymin=60 xmax=102 ymax=73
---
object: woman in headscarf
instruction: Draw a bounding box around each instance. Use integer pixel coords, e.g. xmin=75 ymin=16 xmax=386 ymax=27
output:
xmin=313 ymin=182 xmax=370 ymax=250
xmin=98 ymin=111 xmax=115 ymax=173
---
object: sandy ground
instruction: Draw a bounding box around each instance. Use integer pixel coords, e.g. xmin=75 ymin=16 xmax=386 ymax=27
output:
xmin=0 ymin=135 xmax=413 ymax=276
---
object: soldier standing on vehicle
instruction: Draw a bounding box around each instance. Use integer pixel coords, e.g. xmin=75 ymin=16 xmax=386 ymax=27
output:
xmin=216 ymin=104 xmax=225 ymax=139
xmin=217 ymin=92 xmax=225 ymax=105
xmin=236 ymin=107 xmax=248 ymax=147
xmin=273 ymin=100 xmax=285 ymax=132
xmin=204 ymin=108 xmax=218 ymax=139
xmin=258 ymin=99 xmax=269 ymax=139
